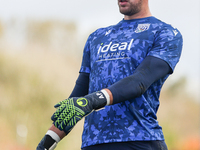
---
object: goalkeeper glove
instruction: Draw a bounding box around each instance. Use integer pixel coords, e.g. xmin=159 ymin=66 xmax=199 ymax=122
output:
xmin=36 ymin=130 xmax=60 ymax=150
xmin=51 ymin=90 xmax=109 ymax=134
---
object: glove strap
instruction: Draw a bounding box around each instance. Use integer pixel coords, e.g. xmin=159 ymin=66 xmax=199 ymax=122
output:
xmin=46 ymin=142 xmax=57 ymax=150
xmin=101 ymin=89 xmax=110 ymax=105
xmin=46 ymin=130 xmax=60 ymax=142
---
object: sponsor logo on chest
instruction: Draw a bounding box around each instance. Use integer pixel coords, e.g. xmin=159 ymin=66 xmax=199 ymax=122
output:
xmin=97 ymin=39 xmax=134 ymax=54
xmin=96 ymin=39 xmax=134 ymax=61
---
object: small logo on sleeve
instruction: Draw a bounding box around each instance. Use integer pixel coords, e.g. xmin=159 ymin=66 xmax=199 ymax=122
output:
xmin=173 ymin=30 xmax=178 ymax=36
xmin=105 ymin=30 xmax=112 ymax=36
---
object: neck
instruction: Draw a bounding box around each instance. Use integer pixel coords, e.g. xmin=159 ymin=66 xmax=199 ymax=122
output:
xmin=124 ymin=11 xmax=152 ymax=20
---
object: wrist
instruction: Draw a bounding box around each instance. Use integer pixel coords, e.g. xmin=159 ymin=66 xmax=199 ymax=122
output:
xmin=41 ymin=131 xmax=59 ymax=150
xmin=91 ymin=89 xmax=113 ymax=110
xmin=46 ymin=130 xmax=60 ymax=143
xmin=101 ymin=89 xmax=113 ymax=105
xmin=49 ymin=124 xmax=66 ymax=140
xmin=85 ymin=91 xmax=107 ymax=110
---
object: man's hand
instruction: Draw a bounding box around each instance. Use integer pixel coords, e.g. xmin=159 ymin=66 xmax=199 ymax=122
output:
xmin=52 ymin=97 xmax=92 ymax=134
xmin=51 ymin=90 xmax=109 ymax=134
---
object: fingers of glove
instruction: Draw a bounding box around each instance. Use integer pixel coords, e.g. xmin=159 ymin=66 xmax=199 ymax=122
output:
xmin=51 ymin=103 xmax=67 ymax=122
xmin=59 ymin=116 xmax=82 ymax=134
xmin=54 ymin=108 xmax=86 ymax=132
xmin=54 ymin=102 xmax=62 ymax=108
xmin=54 ymin=107 xmax=76 ymax=129
xmin=54 ymin=99 xmax=67 ymax=108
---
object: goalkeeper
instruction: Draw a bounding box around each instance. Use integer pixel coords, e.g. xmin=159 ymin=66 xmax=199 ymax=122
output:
xmin=36 ymin=0 xmax=183 ymax=149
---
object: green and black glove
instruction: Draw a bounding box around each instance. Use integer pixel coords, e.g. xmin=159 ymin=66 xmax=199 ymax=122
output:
xmin=51 ymin=90 xmax=109 ymax=134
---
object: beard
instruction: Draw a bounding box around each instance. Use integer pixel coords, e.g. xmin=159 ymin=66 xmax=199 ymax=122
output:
xmin=119 ymin=0 xmax=143 ymax=16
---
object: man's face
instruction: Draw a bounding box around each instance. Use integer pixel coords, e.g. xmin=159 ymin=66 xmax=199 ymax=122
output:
xmin=118 ymin=0 xmax=143 ymax=16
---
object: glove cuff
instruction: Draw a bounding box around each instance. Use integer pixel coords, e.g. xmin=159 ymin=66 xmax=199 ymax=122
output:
xmin=42 ymin=134 xmax=57 ymax=150
xmin=84 ymin=90 xmax=108 ymax=110
xmin=48 ymin=142 xmax=57 ymax=150
xmin=46 ymin=130 xmax=60 ymax=143
xmin=101 ymin=89 xmax=111 ymax=105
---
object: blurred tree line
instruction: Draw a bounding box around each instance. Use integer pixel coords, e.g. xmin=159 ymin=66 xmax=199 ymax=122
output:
xmin=0 ymin=19 xmax=86 ymax=56
xmin=0 ymin=19 xmax=199 ymax=150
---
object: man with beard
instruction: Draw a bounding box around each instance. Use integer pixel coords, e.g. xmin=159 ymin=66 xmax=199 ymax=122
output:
xmin=37 ymin=0 xmax=183 ymax=149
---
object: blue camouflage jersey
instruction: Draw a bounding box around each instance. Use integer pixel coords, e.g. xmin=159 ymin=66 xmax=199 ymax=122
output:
xmin=79 ymin=16 xmax=183 ymax=148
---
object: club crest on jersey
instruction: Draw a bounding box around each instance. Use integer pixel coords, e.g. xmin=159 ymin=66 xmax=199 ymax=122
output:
xmin=135 ymin=24 xmax=150 ymax=33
